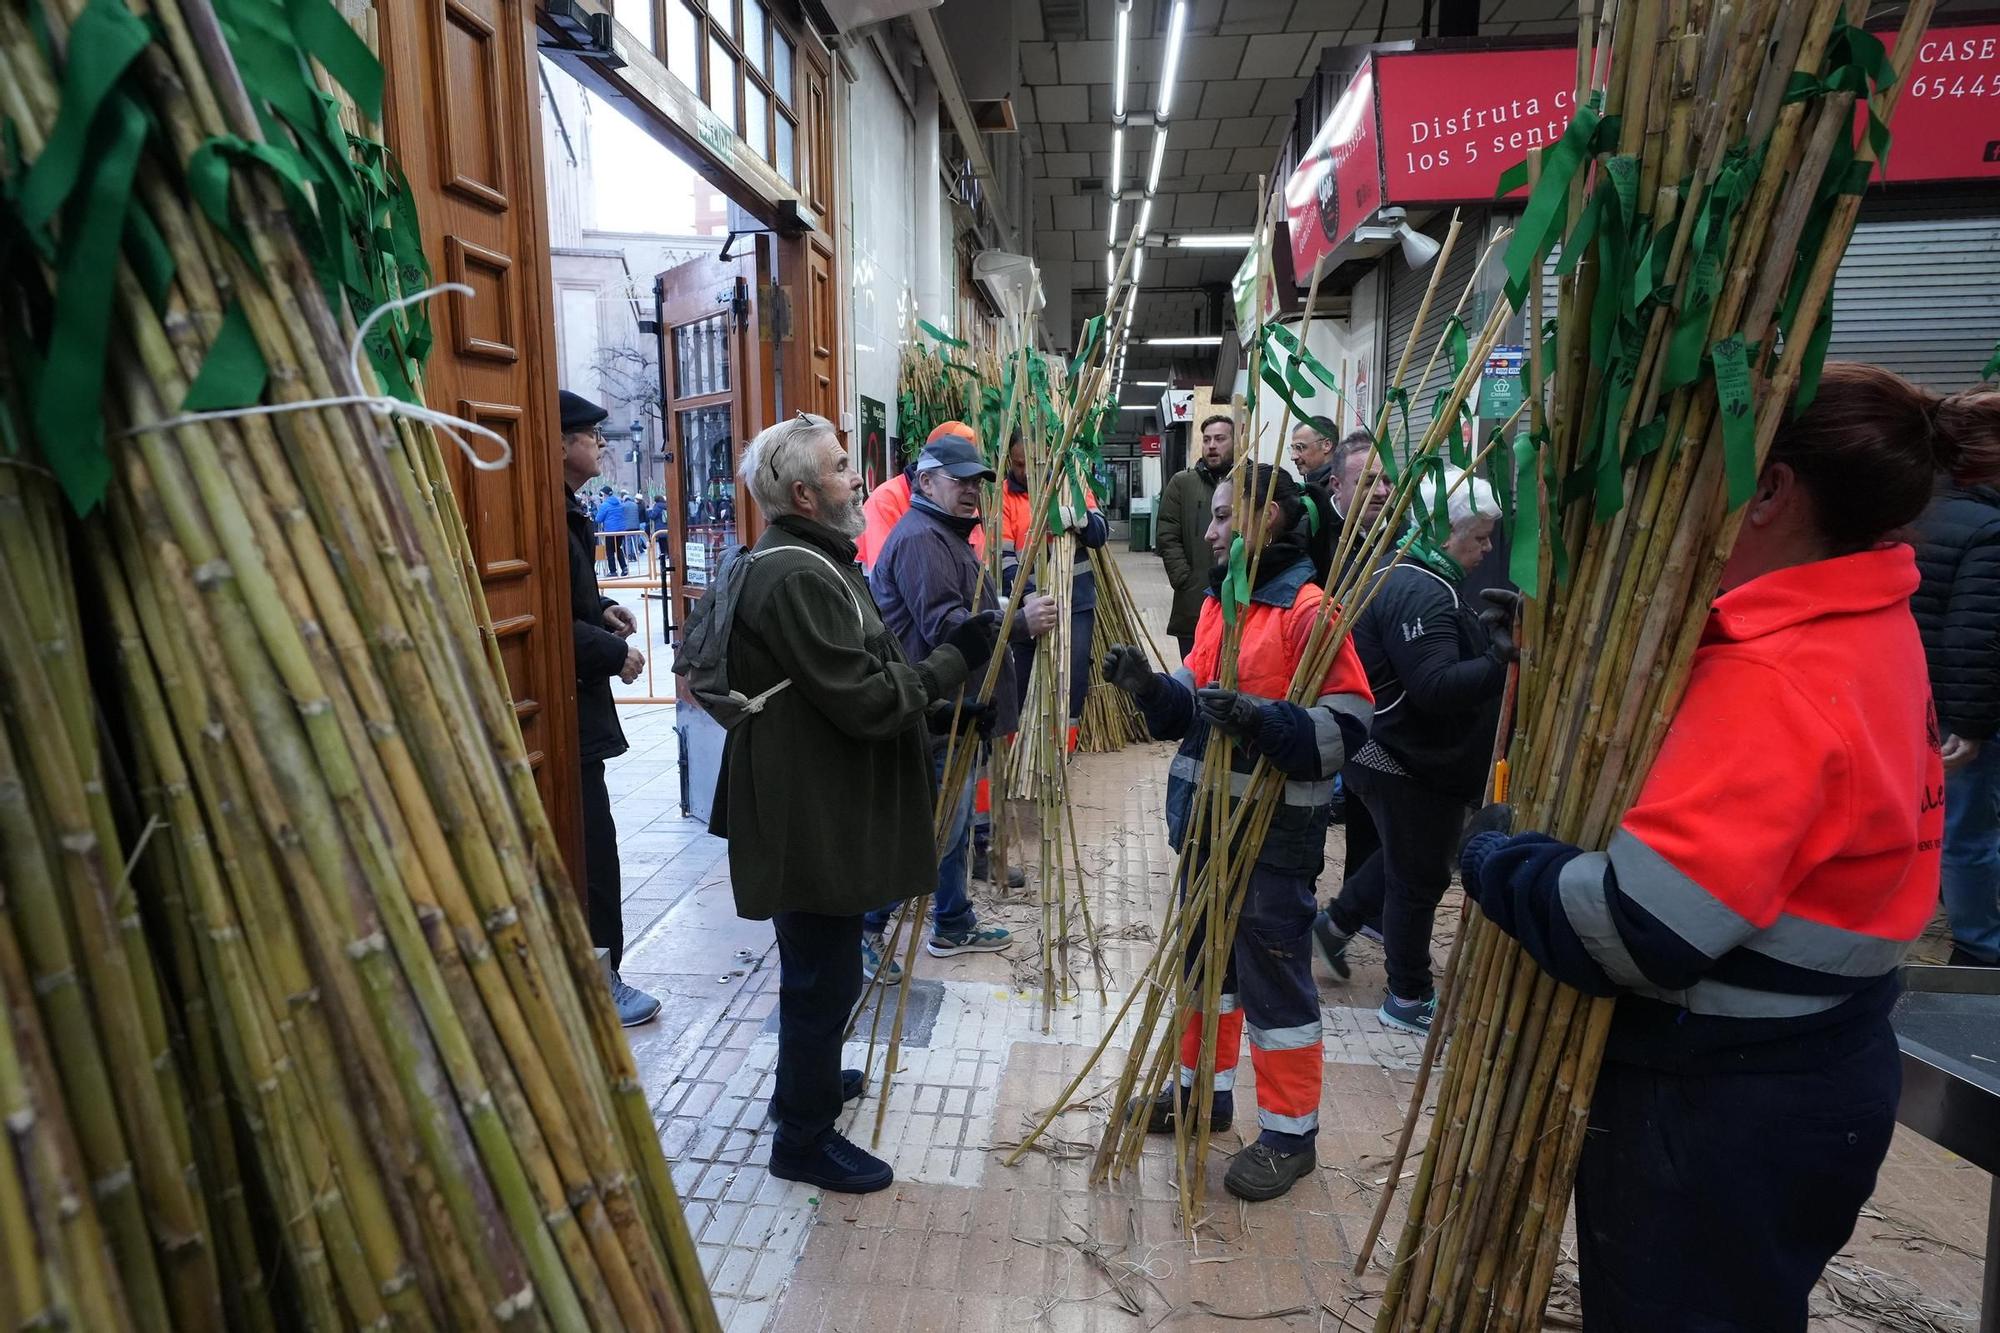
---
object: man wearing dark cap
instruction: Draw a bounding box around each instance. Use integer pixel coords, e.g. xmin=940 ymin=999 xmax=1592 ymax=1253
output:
xmin=864 ymin=425 xmax=1058 ymax=977
xmin=560 ymin=389 xmax=661 ymax=1026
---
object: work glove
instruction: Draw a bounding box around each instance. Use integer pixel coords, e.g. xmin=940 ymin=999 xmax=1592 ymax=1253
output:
xmin=951 ymin=698 xmax=996 ymax=738
xmin=1479 ymin=587 xmax=1523 ymax=664
xmin=1456 ymin=802 xmax=1517 ymax=896
xmin=1195 ymin=687 xmax=1269 ymax=742
xmin=1101 ymin=645 xmax=1161 ymax=703
xmin=942 ymin=610 xmax=1003 ymax=674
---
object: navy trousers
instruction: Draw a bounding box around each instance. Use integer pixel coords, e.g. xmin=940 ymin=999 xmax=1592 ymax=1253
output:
xmin=1573 ymin=1019 xmax=1900 ymax=1331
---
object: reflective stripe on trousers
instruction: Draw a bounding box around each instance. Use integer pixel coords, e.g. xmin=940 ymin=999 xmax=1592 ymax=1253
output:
xmin=1176 ymin=865 xmax=1323 ymax=1134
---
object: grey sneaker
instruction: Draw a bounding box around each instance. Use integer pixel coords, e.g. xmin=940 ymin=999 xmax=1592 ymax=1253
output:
xmin=927 ymin=923 xmax=1011 ymax=957
xmin=861 ymin=933 xmax=904 ymax=985
xmin=610 ymin=973 xmax=661 ymax=1027
xmin=1379 ymin=993 xmax=1436 ymax=1036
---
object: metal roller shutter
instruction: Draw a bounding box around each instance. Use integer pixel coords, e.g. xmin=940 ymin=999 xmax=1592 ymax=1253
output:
xmin=1383 ymin=217 xmax=1481 ymax=456
xmin=1824 ymin=210 xmax=2000 ymax=392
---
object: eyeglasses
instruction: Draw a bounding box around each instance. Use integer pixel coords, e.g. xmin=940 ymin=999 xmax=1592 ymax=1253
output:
xmin=767 ymin=413 xmax=822 ymax=480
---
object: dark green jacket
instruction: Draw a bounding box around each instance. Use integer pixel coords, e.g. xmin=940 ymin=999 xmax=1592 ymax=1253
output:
xmin=1157 ymin=462 xmax=1220 ymax=638
xmin=711 ymin=516 xmax=967 ymax=920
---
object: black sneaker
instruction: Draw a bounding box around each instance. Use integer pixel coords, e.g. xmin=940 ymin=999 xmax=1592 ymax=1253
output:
xmin=1312 ymin=910 xmax=1352 ymax=980
xmin=972 ymin=849 xmax=1027 ymax=889
xmin=1124 ymin=1085 xmax=1233 ymax=1135
xmin=769 ymin=1129 xmax=893 ymax=1194
xmin=1224 ymin=1141 xmax=1316 ymax=1202
xmin=1948 ymin=946 xmax=2000 ymax=967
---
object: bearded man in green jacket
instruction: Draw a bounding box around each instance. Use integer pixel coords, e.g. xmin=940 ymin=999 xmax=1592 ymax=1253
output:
xmin=710 ymin=413 xmax=999 ymax=1194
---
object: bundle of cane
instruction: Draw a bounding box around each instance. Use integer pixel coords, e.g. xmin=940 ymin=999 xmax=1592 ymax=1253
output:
xmin=1359 ymin=0 xmax=1935 ymax=1327
xmin=1075 ymin=546 xmax=1159 ymax=751
xmin=0 ymin=2 xmax=716 ymax=1328
xmin=1004 ymin=197 xmax=1529 ymax=1225
xmin=850 ymin=262 xmax=1141 ymax=1123
xmin=896 ymin=318 xmax=977 ymax=460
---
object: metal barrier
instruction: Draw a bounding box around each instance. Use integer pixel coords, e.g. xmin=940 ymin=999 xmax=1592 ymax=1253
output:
xmin=594 ymin=527 xmax=677 ymax=705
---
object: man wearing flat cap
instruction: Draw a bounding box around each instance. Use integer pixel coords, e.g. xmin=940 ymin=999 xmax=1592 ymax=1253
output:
xmin=559 ymin=389 xmax=660 ymax=1026
xmin=863 ymin=423 xmax=1059 ymax=977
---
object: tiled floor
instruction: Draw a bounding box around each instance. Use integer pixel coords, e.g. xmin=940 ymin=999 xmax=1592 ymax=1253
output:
xmin=601 ymin=550 xmax=1989 ymax=1333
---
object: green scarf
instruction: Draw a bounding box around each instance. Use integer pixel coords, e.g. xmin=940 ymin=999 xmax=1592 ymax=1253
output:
xmin=1402 ymin=530 xmax=1466 ymax=583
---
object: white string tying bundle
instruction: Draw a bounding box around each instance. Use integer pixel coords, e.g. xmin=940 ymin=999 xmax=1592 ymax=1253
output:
xmin=120 ymin=283 xmax=513 ymax=472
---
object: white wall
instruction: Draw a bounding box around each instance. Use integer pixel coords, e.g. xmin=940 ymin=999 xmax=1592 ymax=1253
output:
xmin=846 ymin=45 xmax=921 ymax=453
xmin=1241 ymin=315 xmax=1366 ymax=475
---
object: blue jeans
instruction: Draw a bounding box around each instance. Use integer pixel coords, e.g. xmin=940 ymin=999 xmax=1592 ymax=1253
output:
xmin=1943 ymin=742 xmax=2000 ymax=963
xmin=865 ymin=746 xmax=977 ymax=937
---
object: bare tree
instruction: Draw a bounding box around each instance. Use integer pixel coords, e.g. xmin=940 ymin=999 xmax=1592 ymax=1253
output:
xmin=592 ymin=343 xmax=663 ymax=427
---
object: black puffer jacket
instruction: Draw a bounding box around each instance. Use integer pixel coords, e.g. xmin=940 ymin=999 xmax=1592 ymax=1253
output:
xmin=1912 ymin=485 xmax=2000 ymax=742
xmin=566 ymin=488 xmax=631 ymax=763
xmin=1350 ymin=556 xmax=1509 ymax=800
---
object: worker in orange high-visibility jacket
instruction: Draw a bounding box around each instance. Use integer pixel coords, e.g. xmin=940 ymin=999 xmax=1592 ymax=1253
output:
xmin=857 ymin=421 xmax=986 ymax=572
xmin=1458 ymin=363 xmax=2000 ymax=1332
xmin=997 ymin=436 xmax=1108 ymax=721
xmin=1103 ymin=463 xmax=1374 ymax=1203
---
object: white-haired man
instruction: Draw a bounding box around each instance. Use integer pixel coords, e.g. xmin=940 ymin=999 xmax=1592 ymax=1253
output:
xmin=709 ymin=413 xmax=1001 ymax=1193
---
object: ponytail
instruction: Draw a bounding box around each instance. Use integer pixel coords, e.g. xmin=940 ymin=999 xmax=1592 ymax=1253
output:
xmin=1932 ymin=389 xmax=2000 ymax=487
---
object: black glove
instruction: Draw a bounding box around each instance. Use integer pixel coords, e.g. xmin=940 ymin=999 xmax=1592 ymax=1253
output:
xmin=954 ymin=698 xmax=996 ymax=738
xmin=1479 ymin=587 xmax=1522 ymax=664
xmin=1102 ymin=645 xmax=1160 ymax=702
xmin=1456 ymin=802 xmax=1516 ymax=893
xmin=1195 ymin=687 xmax=1267 ymax=741
xmin=942 ymin=610 xmax=1002 ymax=674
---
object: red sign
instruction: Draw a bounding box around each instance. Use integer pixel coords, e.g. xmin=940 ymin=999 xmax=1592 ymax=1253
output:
xmin=1139 ymin=433 xmax=1162 ymax=458
xmin=1374 ymin=47 xmax=1579 ymax=204
xmin=1284 ymin=62 xmax=1382 ymax=279
xmin=1878 ymin=25 xmax=2000 ymax=183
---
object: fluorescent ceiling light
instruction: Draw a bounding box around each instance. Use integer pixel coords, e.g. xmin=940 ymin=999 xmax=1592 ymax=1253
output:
xmin=1171 ymin=233 xmax=1256 ymax=249
xmin=1145 ymin=335 xmax=1222 ymax=346
xmin=1119 ymin=404 xmax=1153 ymax=411
xmin=1113 ymin=5 xmax=1130 ymax=118
xmin=1134 ymin=379 xmax=1170 ymax=386
xmin=1146 ymin=125 xmax=1168 ymax=194
xmin=1133 ymin=245 xmax=1145 ymax=282
xmin=1136 ymin=197 xmax=1153 ymax=241
xmin=1108 ymin=197 xmax=1121 ymax=244
xmin=1157 ymin=0 xmax=1188 ymax=118
xmin=1109 ymin=128 xmax=1124 ymax=195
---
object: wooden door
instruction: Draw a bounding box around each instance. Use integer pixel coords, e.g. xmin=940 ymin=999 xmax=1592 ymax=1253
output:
xmin=656 ymin=246 xmax=766 ymax=630
xmin=379 ymin=0 xmax=583 ymax=878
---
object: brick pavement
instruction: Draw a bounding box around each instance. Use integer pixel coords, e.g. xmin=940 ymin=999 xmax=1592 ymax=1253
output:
xmin=602 ymin=550 xmax=1987 ymax=1332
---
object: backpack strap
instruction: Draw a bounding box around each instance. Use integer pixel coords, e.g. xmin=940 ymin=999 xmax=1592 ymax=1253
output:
xmin=748 ymin=542 xmax=866 ymax=631
xmin=723 ymin=543 xmax=868 ymax=720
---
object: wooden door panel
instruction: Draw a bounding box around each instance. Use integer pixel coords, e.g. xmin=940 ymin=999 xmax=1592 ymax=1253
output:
xmin=381 ymin=0 xmax=583 ymax=884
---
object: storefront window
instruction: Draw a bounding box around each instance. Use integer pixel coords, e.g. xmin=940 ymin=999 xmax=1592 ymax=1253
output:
xmin=675 ymin=404 xmax=735 ymax=587
xmin=667 ymin=2 xmax=700 ymax=91
xmin=617 ymin=0 xmax=654 ymax=50
xmin=774 ymin=114 xmax=794 ymax=185
xmin=744 ymin=1 xmax=767 ymax=74
xmin=707 ymin=38 xmax=738 ymax=132
xmin=651 ymin=0 xmax=798 ymax=178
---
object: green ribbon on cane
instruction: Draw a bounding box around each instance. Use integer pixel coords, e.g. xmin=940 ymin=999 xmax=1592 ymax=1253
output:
xmin=1508 ymin=429 xmax=1543 ymax=592
xmin=1712 ymin=335 xmax=1759 ymax=510
xmin=1497 ymin=95 xmax=1616 ymax=312
xmin=1220 ymin=535 xmax=1251 ymax=628
xmin=1982 ymin=340 xmax=2000 ymax=384
xmin=919 ymin=318 xmax=968 ymax=349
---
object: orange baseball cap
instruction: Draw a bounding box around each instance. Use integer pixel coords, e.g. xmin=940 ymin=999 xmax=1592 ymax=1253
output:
xmin=926 ymin=420 xmax=979 ymax=446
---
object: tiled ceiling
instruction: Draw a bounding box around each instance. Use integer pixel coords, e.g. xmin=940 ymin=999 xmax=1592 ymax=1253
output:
xmin=1011 ymin=0 xmax=1971 ymax=404
xmin=1002 ymin=0 xmax=1602 ymax=397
